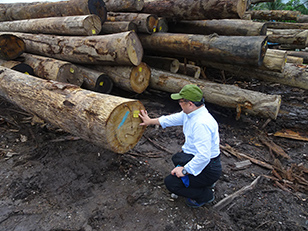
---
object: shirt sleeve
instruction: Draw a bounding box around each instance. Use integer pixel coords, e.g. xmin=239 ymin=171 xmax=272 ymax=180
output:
xmin=184 ymin=123 xmax=212 ymax=176
xmin=158 ymin=111 xmax=184 ymax=129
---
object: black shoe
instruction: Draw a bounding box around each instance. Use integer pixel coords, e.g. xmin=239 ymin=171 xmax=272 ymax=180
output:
xmin=185 ymin=196 xmax=215 ymax=208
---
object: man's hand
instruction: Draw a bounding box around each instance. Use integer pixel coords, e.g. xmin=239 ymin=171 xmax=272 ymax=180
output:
xmin=171 ymin=166 xmax=185 ymax=178
xmin=139 ymin=110 xmax=160 ymax=126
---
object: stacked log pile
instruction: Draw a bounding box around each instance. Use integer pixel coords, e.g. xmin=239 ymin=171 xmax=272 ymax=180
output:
xmin=0 ymin=0 xmax=307 ymax=153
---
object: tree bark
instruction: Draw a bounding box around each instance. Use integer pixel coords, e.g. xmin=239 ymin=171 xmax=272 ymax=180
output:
xmin=149 ymin=68 xmax=281 ymax=119
xmin=0 ymin=59 xmax=34 ymax=76
xmin=0 ymin=34 xmax=25 ymax=60
xmin=77 ymin=65 xmax=113 ymax=93
xmin=5 ymin=31 xmax=143 ymax=66
xmin=0 ymin=0 xmax=107 ymax=23
xmin=141 ymin=0 xmax=247 ymax=20
xmin=168 ymin=19 xmax=267 ymax=36
xmin=101 ymin=21 xmax=138 ymax=34
xmin=19 ymin=53 xmax=84 ymax=86
xmin=297 ymin=15 xmax=308 ymax=23
xmin=91 ymin=62 xmax=151 ymax=93
xmin=246 ymin=10 xmax=301 ymax=21
xmin=0 ymin=66 xmax=145 ymax=153
xmin=178 ymin=63 xmax=201 ymax=78
xmin=286 ymin=51 xmax=308 ymax=63
xmin=104 ymin=0 xmax=144 ymax=12
xmin=286 ymin=56 xmax=303 ymax=65
xmin=266 ymin=21 xmax=308 ymax=30
xmin=267 ymin=30 xmax=308 ymax=48
xmin=107 ymin=12 xmax=158 ymax=34
xmin=203 ymin=62 xmax=308 ymax=90
xmin=142 ymin=55 xmax=180 ymax=73
xmin=0 ymin=15 xmax=102 ymax=36
xmin=138 ymin=33 xmax=268 ymax=67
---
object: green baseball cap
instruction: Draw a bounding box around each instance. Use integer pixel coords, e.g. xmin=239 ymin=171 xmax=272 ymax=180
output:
xmin=171 ymin=84 xmax=203 ymax=102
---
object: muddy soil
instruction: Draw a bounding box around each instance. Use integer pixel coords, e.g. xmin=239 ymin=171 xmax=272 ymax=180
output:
xmin=0 ymin=70 xmax=307 ymax=231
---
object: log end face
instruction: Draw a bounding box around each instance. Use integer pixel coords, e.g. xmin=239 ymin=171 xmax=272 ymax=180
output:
xmin=94 ymin=74 xmax=113 ymax=93
xmin=84 ymin=14 xmax=103 ymax=36
xmin=0 ymin=34 xmax=25 ymax=60
xmin=106 ymin=100 xmax=146 ymax=153
xmin=58 ymin=64 xmax=84 ymax=87
xmin=130 ymin=62 xmax=151 ymax=94
xmin=127 ymin=31 xmax=143 ymax=66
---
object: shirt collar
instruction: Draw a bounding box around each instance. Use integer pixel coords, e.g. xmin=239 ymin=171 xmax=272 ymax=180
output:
xmin=186 ymin=106 xmax=206 ymax=119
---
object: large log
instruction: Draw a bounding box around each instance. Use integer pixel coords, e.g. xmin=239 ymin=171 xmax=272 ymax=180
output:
xmin=101 ymin=21 xmax=138 ymax=34
xmin=91 ymin=63 xmax=151 ymax=93
xmin=0 ymin=34 xmax=25 ymax=60
xmin=19 ymin=53 xmax=84 ymax=86
xmin=0 ymin=66 xmax=145 ymax=153
xmin=142 ymin=55 xmax=180 ymax=73
xmin=0 ymin=0 xmax=107 ymax=23
xmin=149 ymin=68 xmax=281 ymax=119
xmin=107 ymin=12 xmax=158 ymax=34
xmin=267 ymin=30 xmax=308 ymax=48
xmin=0 ymin=15 xmax=102 ymax=36
xmin=168 ymin=19 xmax=267 ymax=36
xmin=141 ymin=0 xmax=247 ymax=20
xmin=0 ymin=59 xmax=34 ymax=76
xmin=138 ymin=33 xmax=268 ymax=67
xmin=246 ymin=10 xmax=301 ymax=21
xmin=77 ymin=65 xmax=113 ymax=93
xmin=5 ymin=31 xmax=143 ymax=66
xmin=203 ymin=62 xmax=308 ymax=90
xmin=104 ymin=0 xmax=144 ymax=12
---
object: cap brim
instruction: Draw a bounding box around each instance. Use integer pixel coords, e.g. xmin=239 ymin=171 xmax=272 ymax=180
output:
xmin=171 ymin=93 xmax=182 ymax=100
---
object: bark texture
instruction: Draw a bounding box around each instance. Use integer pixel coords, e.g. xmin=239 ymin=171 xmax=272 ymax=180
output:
xmin=0 ymin=66 xmax=145 ymax=153
xmin=149 ymin=68 xmax=281 ymax=119
xmin=141 ymin=0 xmax=247 ymax=20
xmin=139 ymin=33 xmax=268 ymax=66
xmin=104 ymin=0 xmax=144 ymax=12
xmin=247 ymin=10 xmax=301 ymax=21
xmin=0 ymin=15 xmax=102 ymax=36
xmin=5 ymin=31 xmax=143 ymax=66
xmin=101 ymin=21 xmax=138 ymax=34
xmin=168 ymin=19 xmax=267 ymax=36
xmin=0 ymin=0 xmax=107 ymax=23
xmin=142 ymin=56 xmax=180 ymax=73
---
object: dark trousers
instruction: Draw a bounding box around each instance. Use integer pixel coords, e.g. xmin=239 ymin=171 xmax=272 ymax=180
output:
xmin=164 ymin=151 xmax=222 ymax=203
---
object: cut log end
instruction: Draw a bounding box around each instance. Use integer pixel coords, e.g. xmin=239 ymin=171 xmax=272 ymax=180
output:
xmin=0 ymin=34 xmax=25 ymax=60
xmin=106 ymin=100 xmax=146 ymax=153
xmin=130 ymin=62 xmax=151 ymax=93
xmin=127 ymin=32 xmax=144 ymax=66
xmin=147 ymin=15 xmax=158 ymax=33
xmin=83 ymin=14 xmax=103 ymax=36
xmin=94 ymin=74 xmax=113 ymax=93
xmin=58 ymin=64 xmax=84 ymax=87
xmin=157 ymin=18 xmax=168 ymax=33
xmin=170 ymin=59 xmax=180 ymax=73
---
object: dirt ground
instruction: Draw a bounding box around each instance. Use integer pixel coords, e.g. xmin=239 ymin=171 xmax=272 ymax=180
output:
xmin=0 ymin=69 xmax=307 ymax=231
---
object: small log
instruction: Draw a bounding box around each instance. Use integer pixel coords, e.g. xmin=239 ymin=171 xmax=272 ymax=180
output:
xmin=0 ymin=66 xmax=146 ymax=154
xmin=19 ymin=53 xmax=84 ymax=86
xmin=107 ymin=12 xmax=158 ymax=34
xmin=0 ymin=59 xmax=34 ymax=75
xmin=4 ymin=31 xmax=143 ymax=66
xmin=287 ymin=56 xmax=303 ymax=65
xmin=286 ymin=51 xmax=308 ymax=63
xmin=261 ymin=49 xmax=286 ymax=73
xmin=141 ymin=0 xmax=247 ymax=20
xmin=177 ymin=63 xmax=201 ymax=79
xmin=157 ymin=17 xmax=168 ymax=33
xmin=0 ymin=0 xmax=107 ymax=23
xmin=91 ymin=62 xmax=151 ymax=93
xmin=0 ymin=34 xmax=25 ymax=60
xmin=77 ymin=65 xmax=113 ymax=93
xmin=259 ymin=136 xmax=290 ymax=159
xmin=297 ymin=15 xmax=308 ymax=23
xmin=266 ymin=21 xmax=308 ymax=30
xmin=104 ymin=0 xmax=144 ymax=12
xmin=0 ymin=15 xmax=102 ymax=36
xmin=246 ymin=10 xmax=301 ymax=21
xmin=101 ymin=21 xmax=138 ymax=34
xmin=168 ymin=19 xmax=267 ymax=36
xmin=139 ymin=33 xmax=268 ymax=67
xmin=203 ymin=62 xmax=308 ymax=90
xmin=149 ymin=68 xmax=281 ymax=119
xmin=267 ymin=30 xmax=308 ymax=48
xmin=234 ymin=160 xmax=252 ymax=170
xmin=214 ymin=176 xmax=262 ymax=211
xmin=142 ymin=56 xmax=180 ymax=73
